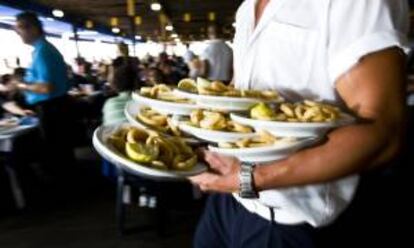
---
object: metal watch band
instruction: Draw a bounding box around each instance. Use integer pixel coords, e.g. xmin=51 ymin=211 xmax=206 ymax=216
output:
xmin=239 ymin=162 xmax=259 ymax=199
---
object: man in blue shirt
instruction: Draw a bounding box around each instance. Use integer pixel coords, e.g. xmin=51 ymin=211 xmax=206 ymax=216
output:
xmin=13 ymin=12 xmax=74 ymax=174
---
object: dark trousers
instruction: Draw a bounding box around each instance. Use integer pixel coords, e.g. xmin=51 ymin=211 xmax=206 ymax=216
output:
xmin=34 ymin=95 xmax=75 ymax=171
xmin=194 ymin=194 xmax=315 ymax=248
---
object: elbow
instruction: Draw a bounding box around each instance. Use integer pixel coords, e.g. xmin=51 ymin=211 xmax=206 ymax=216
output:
xmin=375 ymin=129 xmax=405 ymax=168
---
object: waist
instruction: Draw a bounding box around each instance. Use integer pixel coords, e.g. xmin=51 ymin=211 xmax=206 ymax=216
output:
xmin=233 ymin=194 xmax=307 ymax=225
xmin=233 ymin=175 xmax=360 ymax=227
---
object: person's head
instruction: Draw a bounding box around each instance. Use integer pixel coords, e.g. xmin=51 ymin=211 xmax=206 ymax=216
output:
xmin=158 ymin=52 xmax=168 ymax=63
xmin=109 ymin=60 xmax=138 ymax=92
xmin=158 ymin=61 xmax=173 ymax=75
xmin=15 ymin=12 xmax=44 ymax=45
xmin=207 ymin=24 xmax=219 ymax=40
xmin=117 ymin=43 xmax=129 ymax=57
xmin=13 ymin=67 xmax=26 ymax=81
xmin=0 ymin=74 xmax=12 ymax=86
xmin=146 ymin=67 xmax=163 ymax=86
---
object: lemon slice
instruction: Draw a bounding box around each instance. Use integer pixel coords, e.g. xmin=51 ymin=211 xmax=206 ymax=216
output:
xmin=178 ymin=78 xmax=197 ymax=93
xmin=125 ymin=142 xmax=159 ymax=163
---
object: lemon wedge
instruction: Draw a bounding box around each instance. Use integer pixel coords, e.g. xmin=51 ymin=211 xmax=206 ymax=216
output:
xmin=125 ymin=142 xmax=159 ymax=163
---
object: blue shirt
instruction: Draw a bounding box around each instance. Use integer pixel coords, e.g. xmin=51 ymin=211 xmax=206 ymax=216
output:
xmin=24 ymin=38 xmax=69 ymax=105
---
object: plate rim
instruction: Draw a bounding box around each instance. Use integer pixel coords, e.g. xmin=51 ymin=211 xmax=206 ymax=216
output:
xmin=124 ymin=101 xmax=201 ymax=144
xmin=178 ymin=121 xmax=257 ymax=141
xmin=173 ymin=89 xmax=282 ymax=103
xmin=92 ymin=125 xmax=207 ymax=179
xmin=230 ymin=112 xmax=355 ymax=128
xmin=207 ymin=136 xmax=319 ymax=155
xmin=132 ymin=91 xmax=197 ymax=110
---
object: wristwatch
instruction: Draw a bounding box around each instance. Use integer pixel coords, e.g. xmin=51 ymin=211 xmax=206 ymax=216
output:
xmin=239 ymin=162 xmax=259 ymax=199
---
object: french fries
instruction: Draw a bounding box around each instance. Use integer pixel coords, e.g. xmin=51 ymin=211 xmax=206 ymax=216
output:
xmin=218 ymin=130 xmax=296 ymax=148
xmin=177 ymin=77 xmax=281 ymax=101
xmin=189 ymin=109 xmax=253 ymax=133
xmin=136 ymin=107 xmax=182 ymax=136
xmin=250 ymin=101 xmax=342 ymax=123
xmin=109 ymin=126 xmax=197 ymax=171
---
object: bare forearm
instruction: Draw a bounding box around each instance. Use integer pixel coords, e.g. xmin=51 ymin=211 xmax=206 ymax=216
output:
xmin=18 ymin=82 xmax=53 ymax=94
xmin=254 ymin=122 xmax=403 ymax=191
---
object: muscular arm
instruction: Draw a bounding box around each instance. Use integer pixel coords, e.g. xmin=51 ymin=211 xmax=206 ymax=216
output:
xmin=254 ymin=48 xmax=406 ymax=190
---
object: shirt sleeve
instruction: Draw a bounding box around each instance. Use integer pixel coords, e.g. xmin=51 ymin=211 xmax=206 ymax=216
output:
xmin=327 ymin=0 xmax=409 ymax=85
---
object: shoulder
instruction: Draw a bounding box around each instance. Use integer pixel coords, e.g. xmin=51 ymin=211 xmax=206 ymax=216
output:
xmin=103 ymin=95 xmax=129 ymax=109
xmin=235 ymin=0 xmax=251 ymax=22
xmin=330 ymin=0 xmax=408 ymax=15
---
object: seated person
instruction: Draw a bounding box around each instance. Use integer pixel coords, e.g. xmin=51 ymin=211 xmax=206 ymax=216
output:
xmin=0 ymin=74 xmax=33 ymax=117
xmin=102 ymin=59 xmax=138 ymax=125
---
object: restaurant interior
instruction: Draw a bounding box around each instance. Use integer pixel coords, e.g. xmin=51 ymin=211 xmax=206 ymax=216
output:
xmin=1 ymin=0 xmax=414 ymax=247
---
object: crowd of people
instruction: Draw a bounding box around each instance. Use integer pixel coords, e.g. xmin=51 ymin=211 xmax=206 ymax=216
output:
xmin=0 ymin=11 xmax=234 ymax=185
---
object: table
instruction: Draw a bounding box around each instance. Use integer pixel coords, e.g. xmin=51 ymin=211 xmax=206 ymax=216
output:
xmin=0 ymin=118 xmax=39 ymax=209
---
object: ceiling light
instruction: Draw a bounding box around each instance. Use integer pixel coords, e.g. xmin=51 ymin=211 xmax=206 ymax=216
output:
xmin=170 ymin=33 xmax=178 ymax=38
xmin=112 ymin=27 xmax=120 ymax=34
xmin=135 ymin=35 xmax=142 ymax=40
xmin=150 ymin=2 xmax=162 ymax=11
xmin=174 ymin=38 xmax=180 ymax=43
xmin=52 ymin=9 xmax=64 ymax=18
xmin=165 ymin=25 xmax=173 ymax=31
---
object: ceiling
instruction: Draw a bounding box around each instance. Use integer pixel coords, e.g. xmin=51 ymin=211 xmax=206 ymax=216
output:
xmin=24 ymin=0 xmax=243 ymax=42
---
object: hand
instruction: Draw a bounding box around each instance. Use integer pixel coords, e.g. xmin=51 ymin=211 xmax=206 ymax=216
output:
xmin=189 ymin=150 xmax=241 ymax=193
xmin=22 ymin=109 xmax=35 ymax=116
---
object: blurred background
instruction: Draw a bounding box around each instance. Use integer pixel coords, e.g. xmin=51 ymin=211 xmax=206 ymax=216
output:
xmin=0 ymin=0 xmax=413 ymax=248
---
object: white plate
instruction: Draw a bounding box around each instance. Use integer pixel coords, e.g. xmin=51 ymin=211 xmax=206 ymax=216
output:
xmin=92 ymin=124 xmax=208 ymax=180
xmin=208 ymin=137 xmax=319 ymax=163
xmin=230 ymin=113 xmax=355 ymax=138
xmin=178 ymin=121 xmax=256 ymax=143
xmin=132 ymin=92 xmax=198 ymax=115
xmin=173 ymin=89 xmax=280 ymax=111
xmin=124 ymin=101 xmax=200 ymax=144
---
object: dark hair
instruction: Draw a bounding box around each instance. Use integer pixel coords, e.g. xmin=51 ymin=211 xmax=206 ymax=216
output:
xmin=16 ymin=12 xmax=44 ymax=35
xmin=0 ymin=74 xmax=12 ymax=85
xmin=112 ymin=60 xmax=138 ymax=92
xmin=13 ymin=67 xmax=26 ymax=78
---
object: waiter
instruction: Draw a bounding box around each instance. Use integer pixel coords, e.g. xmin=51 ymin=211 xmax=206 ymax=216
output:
xmin=190 ymin=0 xmax=409 ymax=247
xmin=13 ymin=12 xmax=74 ymax=173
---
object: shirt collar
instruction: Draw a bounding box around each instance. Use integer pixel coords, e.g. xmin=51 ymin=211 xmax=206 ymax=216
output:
xmin=118 ymin=91 xmax=131 ymax=97
xmin=32 ymin=37 xmax=45 ymax=50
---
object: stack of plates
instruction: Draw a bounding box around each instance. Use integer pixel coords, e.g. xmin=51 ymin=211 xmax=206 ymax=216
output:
xmin=174 ymin=89 xmax=280 ymax=112
xmin=93 ymin=86 xmax=356 ymax=178
xmin=131 ymin=91 xmax=198 ymax=115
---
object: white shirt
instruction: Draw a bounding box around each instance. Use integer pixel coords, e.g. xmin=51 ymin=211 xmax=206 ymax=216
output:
xmin=183 ymin=49 xmax=195 ymax=64
xmin=233 ymin=0 xmax=409 ymax=227
xmin=201 ymin=39 xmax=233 ymax=81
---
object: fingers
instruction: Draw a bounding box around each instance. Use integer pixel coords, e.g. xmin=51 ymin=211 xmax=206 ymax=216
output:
xmin=189 ymin=172 xmax=217 ymax=192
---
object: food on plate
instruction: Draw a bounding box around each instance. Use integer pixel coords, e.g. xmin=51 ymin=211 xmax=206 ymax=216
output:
xmin=177 ymin=78 xmax=197 ymax=93
xmin=136 ymin=107 xmax=182 ymax=136
xmin=177 ymin=77 xmax=281 ymax=101
xmin=108 ymin=126 xmax=197 ymax=170
xmin=250 ymin=101 xmax=342 ymax=122
xmin=218 ymin=130 xmax=296 ymax=149
xmin=139 ymin=84 xmax=193 ymax=103
xmin=188 ymin=109 xmax=253 ymax=133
